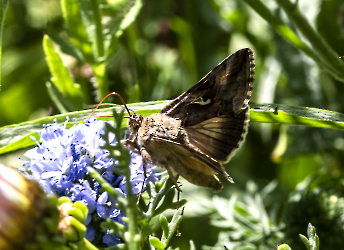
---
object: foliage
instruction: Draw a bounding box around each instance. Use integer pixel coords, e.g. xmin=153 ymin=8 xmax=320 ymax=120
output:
xmin=1 ymin=0 xmax=344 ymax=249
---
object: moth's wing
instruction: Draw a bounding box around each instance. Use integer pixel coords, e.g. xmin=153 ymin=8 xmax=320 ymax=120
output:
xmin=185 ymin=114 xmax=248 ymax=162
xmin=148 ymin=138 xmax=233 ymax=191
xmin=160 ymin=48 xmax=254 ymax=119
xmin=160 ymin=48 xmax=254 ymax=162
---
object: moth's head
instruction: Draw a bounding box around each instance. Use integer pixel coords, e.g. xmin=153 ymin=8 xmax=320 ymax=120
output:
xmin=128 ymin=112 xmax=143 ymax=133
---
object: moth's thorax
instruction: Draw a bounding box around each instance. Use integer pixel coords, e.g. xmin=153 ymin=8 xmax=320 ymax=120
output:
xmin=137 ymin=113 xmax=184 ymax=146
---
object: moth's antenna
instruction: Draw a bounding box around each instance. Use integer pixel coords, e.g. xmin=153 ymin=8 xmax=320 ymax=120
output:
xmin=91 ymin=92 xmax=131 ymax=117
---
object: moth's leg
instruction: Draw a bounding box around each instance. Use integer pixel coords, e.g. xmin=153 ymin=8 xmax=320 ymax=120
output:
xmin=122 ymin=140 xmax=140 ymax=154
xmin=165 ymin=164 xmax=183 ymax=193
xmin=136 ymin=147 xmax=150 ymax=203
xmin=140 ymin=147 xmax=150 ymax=180
xmin=177 ymin=188 xmax=181 ymax=210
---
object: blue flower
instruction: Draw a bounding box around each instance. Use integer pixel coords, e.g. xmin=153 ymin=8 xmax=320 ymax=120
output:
xmin=22 ymin=118 xmax=159 ymax=247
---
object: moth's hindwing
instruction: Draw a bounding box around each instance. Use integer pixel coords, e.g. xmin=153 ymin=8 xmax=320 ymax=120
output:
xmin=162 ymin=48 xmax=254 ymax=163
xmin=128 ymin=48 xmax=255 ymax=191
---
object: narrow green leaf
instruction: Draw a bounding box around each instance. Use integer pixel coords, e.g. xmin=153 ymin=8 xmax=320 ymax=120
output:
xmin=161 ymin=208 xmax=183 ymax=246
xmin=81 ymin=239 xmax=99 ymax=250
xmin=250 ymin=103 xmax=344 ymax=129
xmin=242 ymin=0 xmax=343 ymax=81
xmin=117 ymin=0 xmax=142 ymax=37
xmin=61 ymin=0 xmax=95 ymax=65
xmin=43 ymin=35 xmax=84 ymax=111
xmin=315 ymin=235 xmax=320 ymax=250
xmin=306 ymin=223 xmax=318 ymax=250
xmin=88 ymin=167 xmax=127 ymax=206
xmin=171 ymin=199 xmax=187 ymax=209
xmin=0 ymin=131 xmax=40 ymax=155
xmin=106 ymin=0 xmax=142 ymax=61
xmin=2 ymin=101 xmax=344 ymax=155
xmin=153 ymin=188 xmax=176 ymax=217
xmin=0 ymin=0 xmax=9 ymax=90
xmin=101 ymin=219 xmax=127 ymax=239
xmin=154 ymin=176 xmax=168 ymax=193
xmin=149 ymin=237 xmax=165 ymax=250
xmin=46 ymin=82 xmax=68 ymax=113
xmin=146 ymin=177 xmax=174 ymax=218
xmin=107 ymin=243 xmax=128 ymax=250
xmin=106 ymin=32 xmax=120 ymax=61
xmin=190 ymin=240 xmax=196 ymax=250
xmin=276 ymin=0 xmax=344 ymax=82
xmin=160 ymin=215 xmax=169 ymax=239
xmin=299 ymin=234 xmax=311 ymax=250
xmin=45 ymin=23 xmax=82 ymax=61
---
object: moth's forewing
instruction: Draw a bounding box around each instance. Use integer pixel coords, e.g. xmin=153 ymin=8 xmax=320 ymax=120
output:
xmin=127 ymin=48 xmax=255 ymax=191
xmin=161 ymin=48 xmax=254 ymax=163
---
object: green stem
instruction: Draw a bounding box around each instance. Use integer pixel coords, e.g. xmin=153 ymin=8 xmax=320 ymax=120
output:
xmin=243 ymin=0 xmax=344 ymax=82
xmin=124 ymin=162 xmax=140 ymax=250
xmin=92 ymin=63 xmax=108 ymax=100
xmin=90 ymin=0 xmax=104 ymax=60
xmin=89 ymin=0 xmax=108 ymax=99
xmin=0 ymin=0 xmax=9 ymax=91
xmin=276 ymin=0 xmax=344 ymax=82
xmin=82 ymin=239 xmax=99 ymax=250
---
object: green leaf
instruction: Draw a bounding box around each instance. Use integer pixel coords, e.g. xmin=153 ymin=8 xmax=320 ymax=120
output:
xmin=250 ymin=103 xmax=344 ymax=129
xmin=101 ymin=219 xmax=127 ymax=239
xmin=160 ymin=215 xmax=169 ymax=239
xmin=0 ymin=0 xmax=9 ymax=90
xmin=149 ymin=237 xmax=165 ymax=250
xmin=146 ymin=177 xmax=174 ymax=218
xmin=43 ymin=35 xmax=84 ymax=111
xmin=108 ymin=243 xmax=128 ymax=250
xmin=242 ymin=0 xmax=344 ymax=82
xmin=299 ymin=234 xmax=311 ymax=250
xmin=61 ymin=0 xmax=95 ymax=65
xmin=46 ymin=82 xmax=68 ymax=114
xmin=160 ymin=208 xmax=184 ymax=246
xmin=277 ymin=244 xmax=292 ymax=250
xmin=88 ymin=167 xmax=128 ymax=207
xmin=153 ymin=188 xmax=176 ymax=217
xmin=276 ymin=0 xmax=344 ymax=83
xmin=117 ymin=0 xmax=142 ymax=37
xmin=2 ymin=101 xmax=344 ymax=155
xmin=45 ymin=23 xmax=82 ymax=61
xmin=106 ymin=0 xmax=143 ymax=60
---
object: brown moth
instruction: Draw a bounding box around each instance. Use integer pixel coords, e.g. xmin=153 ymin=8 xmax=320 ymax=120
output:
xmin=125 ymin=48 xmax=255 ymax=191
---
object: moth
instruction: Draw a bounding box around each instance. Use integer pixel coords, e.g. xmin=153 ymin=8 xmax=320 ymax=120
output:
xmin=124 ymin=48 xmax=255 ymax=191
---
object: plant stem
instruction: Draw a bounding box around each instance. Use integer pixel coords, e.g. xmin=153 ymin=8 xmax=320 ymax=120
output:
xmin=90 ymin=0 xmax=104 ymax=59
xmin=276 ymin=0 xmax=344 ymax=82
xmin=82 ymin=239 xmax=99 ymax=250
xmin=124 ymin=163 xmax=140 ymax=250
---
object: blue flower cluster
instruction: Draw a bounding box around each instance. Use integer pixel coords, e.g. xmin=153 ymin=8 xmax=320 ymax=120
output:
xmin=22 ymin=118 xmax=157 ymax=246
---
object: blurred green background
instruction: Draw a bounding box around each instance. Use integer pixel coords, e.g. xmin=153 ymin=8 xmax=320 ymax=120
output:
xmin=1 ymin=0 xmax=344 ymax=249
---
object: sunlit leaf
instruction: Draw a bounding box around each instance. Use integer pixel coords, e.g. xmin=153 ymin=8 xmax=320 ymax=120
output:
xmin=61 ymin=0 xmax=95 ymax=65
xmin=43 ymin=36 xmax=84 ymax=111
xmin=1 ymin=101 xmax=344 ymax=155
